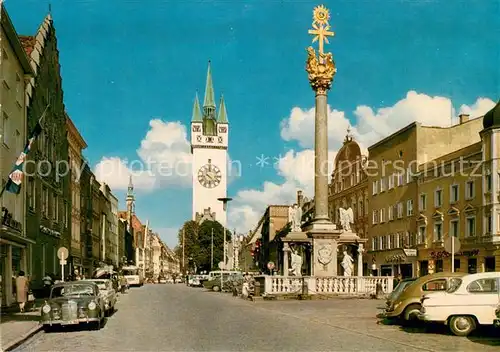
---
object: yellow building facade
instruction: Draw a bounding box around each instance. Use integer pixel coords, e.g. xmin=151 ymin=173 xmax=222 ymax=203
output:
xmin=366 ymin=113 xmax=492 ymax=277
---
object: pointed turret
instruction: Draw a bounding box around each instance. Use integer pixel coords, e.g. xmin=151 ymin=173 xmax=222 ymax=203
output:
xmin=203 ymin=61 xmax=216 ymax=113
xmin=218 ymin=95 xmax=228 ymax=123
xmin=191 ymin=92 xmax=202 ymax=122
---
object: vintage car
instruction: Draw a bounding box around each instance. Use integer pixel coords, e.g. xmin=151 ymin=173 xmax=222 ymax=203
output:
xmin=41 ymin=282 xmax=105 ymax=331
xmin=383 ymin=272 xmax=466 ymax=323
xmin=386 ymin=278 xmax=417 ymax=309
xmin=83 ymin=279 xmax=117 ymax=315
xmin=418 ymin=272 xmax=500 ymax=336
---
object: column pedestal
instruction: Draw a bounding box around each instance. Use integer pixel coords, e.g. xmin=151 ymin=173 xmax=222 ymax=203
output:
xmin=308 ymin=229 xmax=342 ymax=277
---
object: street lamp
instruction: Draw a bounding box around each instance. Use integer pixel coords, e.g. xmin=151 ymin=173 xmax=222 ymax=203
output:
xmin=218 ymin=197 xmax=232 ymax=290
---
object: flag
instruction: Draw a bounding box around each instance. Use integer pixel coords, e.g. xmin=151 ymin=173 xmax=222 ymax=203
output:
xmin=0 ymin=109 xmax=45 ymax=197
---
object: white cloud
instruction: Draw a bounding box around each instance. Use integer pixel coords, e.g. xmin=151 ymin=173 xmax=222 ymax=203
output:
xmin=229 ymin=93 xmax=495 ymax=234
xmin=458 ymin=98 xmax=496 ymax=118
xmin=94 ymin=119 xmax=238 ymax=191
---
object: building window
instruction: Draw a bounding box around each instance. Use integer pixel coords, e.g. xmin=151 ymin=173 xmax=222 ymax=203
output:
xmin=52 ymin=193 xmax=57 ymax=220
xmin=381 ymin=236 xmax=387 ymax=250
xmin=388 ymin=174 xmax=394 ymax=189
xmin=406 ymin=166 xmax=412 ymax=183
xmin=450 ymin=184 xmax=459 ymax=203
xmin=380 ymin=177 xmax=386 ymax=192
xmin=485 ymin=173 xmax=492 ymax=192
xmin=1 ymin=112 xmax=9 ymax=147
xmin=450 ymin=219 xmax=459 ymax=237
xmin=486 ymin=214 xmax=492 ymax=234
xmin=42 ymin=187 xmax=48 ymax=216
xmin=434 ymin=222 xmax=443 ymax=242
xmin=465 ymin=180 xmax=474 ymax=200
xmin=454 ymin=258 xmax=461 ymax=271
xmin=28 ymin=177 xmax=35 ymax=210
xmin=372 ymin=210 xmax=378 ymax=224
xmin=372 ymin=180 xmax=378 ymax=195
xmin=397 ymin=173 xmax=404 ymax=186
xmin=419 ymin=194 xmax=427 ymax=211
xmin=379 ymin=208 xmax=385 ymax=222
xmin=407 ymin=199 xmax=413 ymax=216
xmin=466 ymin=216 xmax=476 ymax=237
xmin=388 ymin=205 xmax=394 ymax=220
xmin=397 ymin=202 xmax=403 ymax=218
xmin=434 ymin=189 xmax=443 ymax=207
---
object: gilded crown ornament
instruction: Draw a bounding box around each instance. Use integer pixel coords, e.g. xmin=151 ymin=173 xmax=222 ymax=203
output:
xmin=306 ymin=5 xmax=337 ymax=94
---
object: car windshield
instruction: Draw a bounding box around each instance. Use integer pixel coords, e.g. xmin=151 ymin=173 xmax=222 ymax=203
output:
xmin=123 ymin=269 xmax=138 ymax=276
xmin=51 ymin=284 xmax=94 ymax=298
xmin=89 ymin=281 xmax=107 ymax=290
xmin=446 ymin=278 xmax=462 ymax=293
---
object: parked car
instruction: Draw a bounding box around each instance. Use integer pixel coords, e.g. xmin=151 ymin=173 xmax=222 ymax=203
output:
xmin=41 ymin=282 xmax=106 ymax=331
xmin=418 ymin=272 xmax=500 ymax=336
xmin=383 ymin=272 xmax=466 ymax=323
xmin=386 ymin=277 xmax=417 ymax=309
xmin=83 ymin=279 xmax=117 ymax=316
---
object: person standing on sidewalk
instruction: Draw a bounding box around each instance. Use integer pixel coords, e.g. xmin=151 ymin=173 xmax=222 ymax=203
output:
xmin=15 ymin=271 xmax=29 ymax=313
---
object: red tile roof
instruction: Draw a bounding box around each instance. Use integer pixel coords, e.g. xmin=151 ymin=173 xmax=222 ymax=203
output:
xmin=18 ymin=35 xmax=36 ymax=57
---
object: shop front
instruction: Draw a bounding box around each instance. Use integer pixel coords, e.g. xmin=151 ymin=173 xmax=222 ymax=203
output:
xmin=368 ymin=248 xmax=418 ymax=278
xmin=418 ymin=244 xmax=499 ymax=275
xmin=1 ymin=207 xmax=34 ymax=307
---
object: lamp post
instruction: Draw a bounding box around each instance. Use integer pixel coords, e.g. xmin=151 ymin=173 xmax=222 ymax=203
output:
xmin=218 ymin=197 xmax=232 ymax=290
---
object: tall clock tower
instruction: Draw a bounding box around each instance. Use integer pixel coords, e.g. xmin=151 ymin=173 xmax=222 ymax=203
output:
xmin=191 ymin=61 xmax=229 ymax=227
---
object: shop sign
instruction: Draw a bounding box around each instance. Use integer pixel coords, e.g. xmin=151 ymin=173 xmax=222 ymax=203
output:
xmin=385 ymin=254 xmax=406 ymax=263
xmin=1 ymin=207 xmax=22 ymax=232
xmin=404 ymin=249 xmax=417 ymax=256
xmin=430 ymin=249 xmax=479 ymax=259
xmin=40 ymin=225 xmax=61 ymax=238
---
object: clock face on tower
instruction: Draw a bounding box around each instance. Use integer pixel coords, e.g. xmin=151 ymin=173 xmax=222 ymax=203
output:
xmin=198 ymin=162 xmax=222 ymax=188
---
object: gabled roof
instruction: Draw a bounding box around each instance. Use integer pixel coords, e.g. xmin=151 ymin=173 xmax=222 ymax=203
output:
xmin=447 ymin=207 xmax=460 ymax=216
xmin=463 ymin=204 xmax=476 ymax=213
xmin=1 ymin=5 xmax=33 ymax=74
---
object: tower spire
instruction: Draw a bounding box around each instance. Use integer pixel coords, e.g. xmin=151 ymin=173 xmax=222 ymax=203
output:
xmin=203 ymin=61 xmax=216 ymax=110
xmin=191 ymin=91 xmax=202 ymax=122
xmin=218 ymin=95 xmax=228 ymax=123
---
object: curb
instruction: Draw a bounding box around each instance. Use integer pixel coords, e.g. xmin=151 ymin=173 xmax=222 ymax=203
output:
xmin=3 ymin=324 xmax=43 ymax=352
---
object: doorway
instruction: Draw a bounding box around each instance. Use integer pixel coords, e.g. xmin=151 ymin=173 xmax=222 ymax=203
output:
xmin=400 ymin=264 xmax=413 ymax=278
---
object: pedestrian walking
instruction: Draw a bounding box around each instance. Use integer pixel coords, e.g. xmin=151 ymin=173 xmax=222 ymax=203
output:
xmin=15 ymin=271 xmax=29 ymax=313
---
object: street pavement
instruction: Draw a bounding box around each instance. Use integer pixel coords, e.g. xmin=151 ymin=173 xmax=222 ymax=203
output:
xmin=13 ymin=284 xmax=500 ymax=352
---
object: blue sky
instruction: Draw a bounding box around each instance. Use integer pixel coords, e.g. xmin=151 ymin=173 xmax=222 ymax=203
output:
xmin=7 ymin=0 xmax=499 ymax=248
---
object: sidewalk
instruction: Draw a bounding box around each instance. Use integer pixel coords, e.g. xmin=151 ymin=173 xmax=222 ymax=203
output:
xmin=1 ymin=301 xmax=43 ymax=351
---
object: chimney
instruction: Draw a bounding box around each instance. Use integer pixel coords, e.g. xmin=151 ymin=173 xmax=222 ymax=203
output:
xmin=297 ymin=190 xmax=304 ymax=207
xmin=459 ymin=114 xmax=470 ymax=124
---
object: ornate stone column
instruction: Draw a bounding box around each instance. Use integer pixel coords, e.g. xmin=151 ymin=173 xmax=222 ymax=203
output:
xmin=283 ymin=243 xmax=290 ymax=276
xmin=305 ymin=5 xmax=337 ymax=227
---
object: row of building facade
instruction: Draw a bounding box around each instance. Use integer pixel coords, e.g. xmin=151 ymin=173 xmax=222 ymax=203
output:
xmin=244 ymin=102 xmax=500 ymax=278
xmin=0 ymin=6 xmax=179 ymax=306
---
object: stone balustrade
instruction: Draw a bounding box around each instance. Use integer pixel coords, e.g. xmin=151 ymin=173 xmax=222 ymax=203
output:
xmin=261 ymin=275 xmax=393 ymax=296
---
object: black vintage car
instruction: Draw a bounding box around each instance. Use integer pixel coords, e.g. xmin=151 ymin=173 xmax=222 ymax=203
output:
xmin=41 ymin=282 xmax=106 ymax=331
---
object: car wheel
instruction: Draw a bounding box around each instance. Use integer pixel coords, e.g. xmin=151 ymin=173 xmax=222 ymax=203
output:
xmin=403 ymin=304 xmax=421 ymax=322
xmin=212 ymin=285 xmax=220 ymax=292
xmin=449 ymin=315 xmax=476 ymax=336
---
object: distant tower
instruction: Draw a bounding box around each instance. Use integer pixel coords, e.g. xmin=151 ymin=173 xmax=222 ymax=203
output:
xmin=126 ymin=175 xmax=135 ymax=229
xmin=191 ymin=61 xmax=229 ymax=227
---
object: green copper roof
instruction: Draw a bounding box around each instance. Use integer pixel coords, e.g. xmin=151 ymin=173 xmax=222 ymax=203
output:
xmin=218 ymin=95 xmax=228 ymax=123
xmin=203 ymin=61 xmax=215 ymax=108
xmin=191 ymin=92 xmax=202 ymax=122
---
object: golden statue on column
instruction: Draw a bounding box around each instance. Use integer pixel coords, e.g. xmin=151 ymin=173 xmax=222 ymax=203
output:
xmin=305 ymin=5 xmax=337 ymax=93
